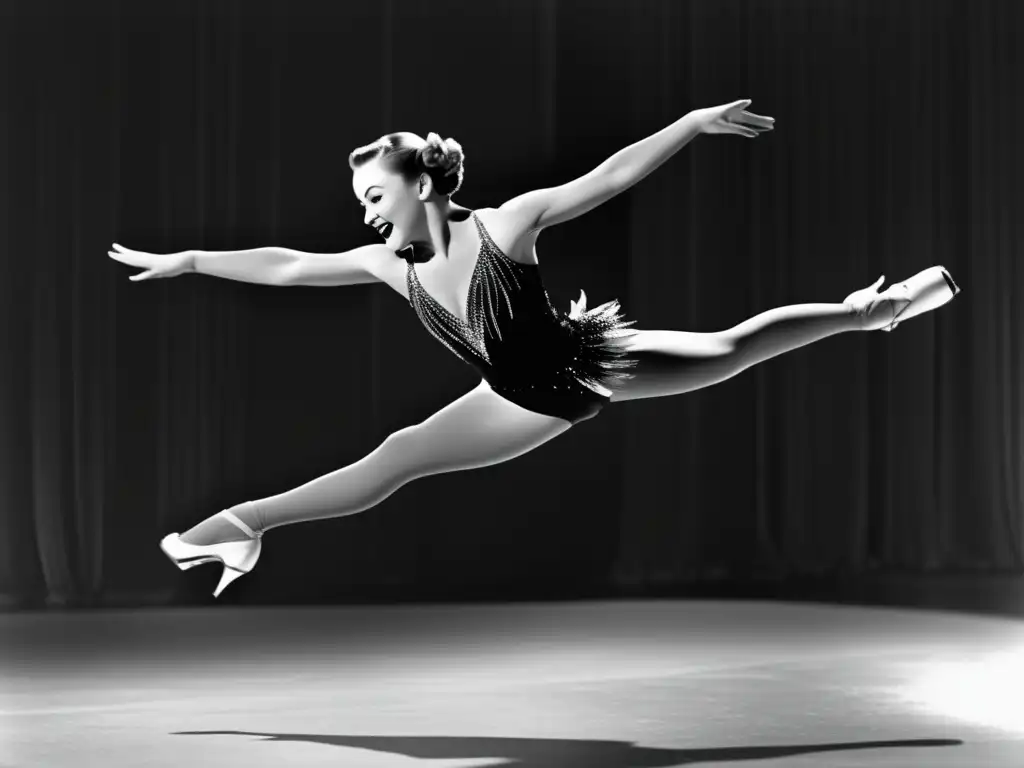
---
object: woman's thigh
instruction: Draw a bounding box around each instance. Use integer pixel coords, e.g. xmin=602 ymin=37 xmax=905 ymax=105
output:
xmin=608 ymin=328 xmax=745 ymax=403
xmin=386 ymin=379 xmax=574 ymax=482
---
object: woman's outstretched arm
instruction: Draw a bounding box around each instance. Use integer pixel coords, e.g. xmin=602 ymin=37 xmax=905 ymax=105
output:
xmin=109 ymin=243 xmax=397 ymax=287
xmin=203 ymin=243 xmax=409 ymax=293
xmin=499 ymin=99 xmax=774 ymax=233
xmin=193 ymin=246 xmax=309 ymax=285
xmin=600 ymin=99 xmax=773 ymax=190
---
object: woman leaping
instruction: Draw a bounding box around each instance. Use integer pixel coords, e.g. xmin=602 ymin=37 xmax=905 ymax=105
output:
xmin=109 ymin=99 xmax=960 ymax=597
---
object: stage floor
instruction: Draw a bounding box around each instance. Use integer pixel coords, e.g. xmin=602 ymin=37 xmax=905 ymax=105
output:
xmin=2 ymin=599 xmax=1023 ymax=767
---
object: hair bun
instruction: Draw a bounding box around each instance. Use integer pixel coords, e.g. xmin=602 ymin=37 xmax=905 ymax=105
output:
xmin=421 ymin=132 xmax=464 ymax=177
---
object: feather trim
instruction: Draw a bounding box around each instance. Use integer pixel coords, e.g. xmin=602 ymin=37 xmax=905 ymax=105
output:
xmin=561 ymin=289 xmax=639 ymax=397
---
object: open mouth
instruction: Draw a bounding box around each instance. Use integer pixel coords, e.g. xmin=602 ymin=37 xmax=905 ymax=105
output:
xmin=375 ymin=221 xmax=394 ymax=240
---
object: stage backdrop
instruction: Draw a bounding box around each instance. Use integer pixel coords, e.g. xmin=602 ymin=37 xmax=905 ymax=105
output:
xmin=1 ymin=0 xmax=1021 ymax=609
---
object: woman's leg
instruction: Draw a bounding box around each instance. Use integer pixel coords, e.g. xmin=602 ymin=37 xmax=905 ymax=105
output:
xmin=178 ymin=380 xmax=572 ymax=545
xmin=609 ymin=302 xmax=861 ymax=403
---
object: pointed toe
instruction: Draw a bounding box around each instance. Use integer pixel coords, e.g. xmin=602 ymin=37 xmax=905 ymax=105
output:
xmin=847 ymin=266 xmax=960 ymax=332
xmin=939 ymin=267 xmax=961 ymax=296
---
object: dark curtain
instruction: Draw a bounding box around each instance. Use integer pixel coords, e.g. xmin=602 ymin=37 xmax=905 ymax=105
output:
xmin=1 ymin=0 xmax=1021 ymax=609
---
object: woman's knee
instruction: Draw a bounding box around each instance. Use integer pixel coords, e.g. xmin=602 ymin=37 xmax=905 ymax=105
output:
xmin=717 ymin=329 xmax=757 ymax=374
xmin=665 ymin=328 xmax=747 ymax=376
xmin=378 ymin=426 xmax=449 ymax=483
xmin=362 ymin=429 xmax=418 ymax=489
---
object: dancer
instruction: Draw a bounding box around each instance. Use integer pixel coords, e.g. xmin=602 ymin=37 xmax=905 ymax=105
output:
xmin=109 ymin=99 xmax=960 ymax=597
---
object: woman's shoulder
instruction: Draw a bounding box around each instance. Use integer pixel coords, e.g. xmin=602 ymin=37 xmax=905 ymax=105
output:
xmin=358 ymin=243 xmax=411 ymax=300
xmin=471 ymin=207 xmax=540 ymax=266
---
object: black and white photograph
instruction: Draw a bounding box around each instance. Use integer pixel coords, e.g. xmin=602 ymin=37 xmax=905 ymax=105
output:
xmin=1 ymin=0 xmax=1021 ymax=765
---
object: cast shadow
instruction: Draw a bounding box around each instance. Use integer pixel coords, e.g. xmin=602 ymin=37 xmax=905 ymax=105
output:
xmin=171 ymin=730 xmax=964 ymax=766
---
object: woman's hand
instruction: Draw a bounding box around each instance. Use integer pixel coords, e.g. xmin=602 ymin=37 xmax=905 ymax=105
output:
xmin=108 ymin=243 xmax=195 ymax=281
xmin=691 ymin=99 xmax=774 ymax=138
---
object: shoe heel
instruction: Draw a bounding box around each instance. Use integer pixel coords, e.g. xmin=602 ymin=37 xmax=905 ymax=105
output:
xmin=213 ymin=565 xmax=247 ymax=598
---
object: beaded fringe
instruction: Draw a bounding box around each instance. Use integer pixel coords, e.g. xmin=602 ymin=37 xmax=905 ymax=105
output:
xmin=562 ymin=289 xmax=639 ymax=397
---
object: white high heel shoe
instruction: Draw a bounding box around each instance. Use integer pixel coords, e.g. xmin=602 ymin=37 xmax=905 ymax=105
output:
xmin=159 ymin=510 xmax=263 ymax=598
xmin=844 ymin=266 xmax=961 ymax=332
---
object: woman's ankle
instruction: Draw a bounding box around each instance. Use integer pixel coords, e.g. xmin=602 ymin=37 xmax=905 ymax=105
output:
xmin=178 ymin=503 xmax=264 ymax=545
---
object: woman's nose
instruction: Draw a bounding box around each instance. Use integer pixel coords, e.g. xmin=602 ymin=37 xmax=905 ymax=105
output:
xmin=363 ymin=209 xmax=374 ymax=226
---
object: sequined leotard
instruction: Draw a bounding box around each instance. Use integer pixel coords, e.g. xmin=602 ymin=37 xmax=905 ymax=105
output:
xmin=405 ymin=212 xmax=639 ymax=425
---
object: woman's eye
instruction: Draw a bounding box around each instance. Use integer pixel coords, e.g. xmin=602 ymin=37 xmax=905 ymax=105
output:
xmin=371 ymin=196 xmax=382 ymax=204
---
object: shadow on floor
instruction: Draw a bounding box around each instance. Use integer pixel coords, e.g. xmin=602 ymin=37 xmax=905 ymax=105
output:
xmin=170 ymin=731 xmax=964 ymax=766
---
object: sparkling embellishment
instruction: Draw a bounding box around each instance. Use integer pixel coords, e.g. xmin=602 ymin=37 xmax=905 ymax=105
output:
xmin=406 ymin=212 xmax=522 ymax=367
xmin=406 ymin=211 xmax=639 ymax=404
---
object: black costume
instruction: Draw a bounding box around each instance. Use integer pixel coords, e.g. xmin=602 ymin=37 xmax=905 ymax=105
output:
xmin=406 ymin=212 xmax=639 ymax=424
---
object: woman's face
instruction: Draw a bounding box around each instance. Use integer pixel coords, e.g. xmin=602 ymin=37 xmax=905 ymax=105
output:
xmin=352 ymin=157 xmax=425 ymax=251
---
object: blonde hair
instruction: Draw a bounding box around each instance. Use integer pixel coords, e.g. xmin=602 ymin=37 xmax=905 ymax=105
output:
xmin=348 ymin=131 xmax=465 ymax=196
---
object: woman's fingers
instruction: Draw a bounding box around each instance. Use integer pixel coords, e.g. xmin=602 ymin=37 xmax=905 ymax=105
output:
xmin=729 ymin=120 xmax=772 ymax=137
xmin=729 ymin=110 xmax=774 ymax=129
xmin=740 ymin=111 xmax=775 ymax=129
xmin=723 ymin=104 xmax=774 ymax=125
xmin=108 ymin=249 xmax=142 ymax=266
xmin=110 ymin=243 xmax=150 ymax=260
xmin=108 ymin=250 xmax=154 ymax=271
xmin=721 ymin=118 xmax=761 ymax=138
xmin=109 ymin=245 xmax=160 ymax=280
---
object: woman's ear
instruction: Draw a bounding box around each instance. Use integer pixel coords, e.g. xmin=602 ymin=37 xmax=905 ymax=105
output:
xmin=417 ymin=172 xmax=433 ymax=201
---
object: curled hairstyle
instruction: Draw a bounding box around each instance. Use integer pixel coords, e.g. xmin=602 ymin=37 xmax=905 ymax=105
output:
xmin=348 ymin=132 xmax=465 ymax=197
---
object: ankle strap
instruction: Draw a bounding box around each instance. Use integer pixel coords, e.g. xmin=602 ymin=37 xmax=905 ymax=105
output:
xmin=218 ymin=509 xmax=262 ymax=539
